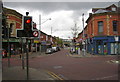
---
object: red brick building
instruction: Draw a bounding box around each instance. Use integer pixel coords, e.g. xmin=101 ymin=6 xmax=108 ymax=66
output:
xmin=3 ymin=7 xmax=22 ymax=37
xmin=2 ymin=7 xmax=23 ymax=55
xmin=77 ymin=4 xmax=120 ymax=55
xmin=2 ymin=7 xmax=58 ymax=54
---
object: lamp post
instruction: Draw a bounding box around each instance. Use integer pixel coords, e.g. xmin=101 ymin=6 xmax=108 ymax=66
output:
xmin=114 ymin=36 xmax=119 ymax=61
xmin=82 ymin=13 xmax=86 ymax=56
xmin=39 ymin=15 xmax=51 ymax=54
xmin=51 ymin=27 xmax=52 ymax=43
xmin=0 ymin=2 xmax=2 ymax=81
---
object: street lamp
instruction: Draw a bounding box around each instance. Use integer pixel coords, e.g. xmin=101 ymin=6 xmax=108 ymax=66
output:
xmin=39 ymin=15 xmax=51 ymax=53
xmin=82 ymin=13 xmax=86 ymax=56
xmin=114 ymin=36 xmax=119 ymax=62
xmin=50 ymin=27 xmax=58 ymax=43
xmin=41 ymin=18 xmax=51 ymax=25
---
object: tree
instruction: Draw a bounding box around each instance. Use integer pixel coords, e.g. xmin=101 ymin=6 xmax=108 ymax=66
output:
xmin=71 ymin=21 xmax=79 ymax=38
xmin=55 ymin=37 xmax=63 ymax=47
xmin=71 ymin=21 xmax=80 ymax=54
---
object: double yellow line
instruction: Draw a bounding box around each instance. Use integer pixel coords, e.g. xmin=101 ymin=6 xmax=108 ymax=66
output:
xmin=46 ymin=70 xmax=64 ymax=80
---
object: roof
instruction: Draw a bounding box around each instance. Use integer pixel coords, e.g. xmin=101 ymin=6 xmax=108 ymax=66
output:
xmin=86 ymin=12 xmax=118 ymax=23
xmin=92 ymin=4 xmax=117 ymax=13
xmin=3 ymin=7 xmax=23 ymax=18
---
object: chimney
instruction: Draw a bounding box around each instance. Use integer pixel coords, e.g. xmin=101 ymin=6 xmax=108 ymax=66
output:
xmin=89 ymin=13 xmax=92 ymax=16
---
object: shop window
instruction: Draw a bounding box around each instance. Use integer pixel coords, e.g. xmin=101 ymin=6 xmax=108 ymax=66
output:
xmin=104 ymin=43 xmax=107 ymax=54
xmin=112 ymin=21 xmax=118 ymax=32
xmin=98 ymin=21 xmax=103 ymax=35
xmin=119 ymin=43 xmax=120 ymax=54
xmin=110 ymin=43 xmax=117 ymax=54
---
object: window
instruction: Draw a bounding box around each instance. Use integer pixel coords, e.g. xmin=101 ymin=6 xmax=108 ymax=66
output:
xmin=10 ymin=23 xmax=14 ymax=34
xmin=98 ymin=21 xmax=103 ymax=34
xmin=111 ymin=7 xmax=116 ymax=11
xmin=113 ymin=21 xmax=117 ymax=32
xmin=91 ymin=23 xmax=93 ymax=35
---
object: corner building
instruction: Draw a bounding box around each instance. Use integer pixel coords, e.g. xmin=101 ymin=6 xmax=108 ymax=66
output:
xmin=85 ymin=4 xmax=120 ymax=55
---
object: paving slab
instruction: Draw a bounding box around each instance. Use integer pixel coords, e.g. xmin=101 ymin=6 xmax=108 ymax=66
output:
xmin=2 ymin=66 xmax=54 ymax=80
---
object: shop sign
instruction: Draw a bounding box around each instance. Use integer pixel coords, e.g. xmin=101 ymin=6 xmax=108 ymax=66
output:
xmin=114 ymin=36 xmax=119 ymax=42
xmin=34 ymin=40 xmax=40 ymax=43
xmin=2 ymin=38 xmax=20 ymax=42
xmin=41 ymin=41 xmax=46 ymax=45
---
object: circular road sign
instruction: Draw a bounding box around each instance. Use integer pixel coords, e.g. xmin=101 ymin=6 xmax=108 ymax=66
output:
xmin=33 ymin=31 xmax=39 ymax=37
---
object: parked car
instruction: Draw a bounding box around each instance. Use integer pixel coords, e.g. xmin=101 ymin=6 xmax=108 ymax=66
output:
xmin=56 ymin=47 xmax=60 ymax=51
xmin=52 ymin=47 xmax=57 ymax=52
xmin=2 ymin=49 xmax=7 ymax=58
xmin=45 ymin=48 xmax=53 ymax=54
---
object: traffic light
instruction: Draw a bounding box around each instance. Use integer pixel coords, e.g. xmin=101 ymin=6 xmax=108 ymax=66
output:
xmin=17 ymin=16 xmax=39 ymax=38
xmin=2 ymin=26 xmax=11 ymax=38
xmin=17 ymin=30 xmax=39 ymax=37
xmin=23 ymin=16 xmax=32 ymax=31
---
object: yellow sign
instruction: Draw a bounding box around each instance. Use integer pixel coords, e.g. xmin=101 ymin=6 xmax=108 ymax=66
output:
xmin=34 ymin=40 xmax=40 ymax=43
xmin=76 ymin=43 xmax=80 ymax=45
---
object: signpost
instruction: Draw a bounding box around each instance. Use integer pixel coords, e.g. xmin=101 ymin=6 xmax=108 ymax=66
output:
xmin=16 ymin=12 xmax=40 ymax=80
xmin=0 ymin=1 xmax=2 ymax=81
xmin=114 ymin=36 xmax=119 ymax=62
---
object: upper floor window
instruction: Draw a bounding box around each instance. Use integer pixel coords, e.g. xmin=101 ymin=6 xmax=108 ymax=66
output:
xmin=98 ymin=21 xmax=103 ymax=34
xmin=10 ymin=23 xmax=14 ymax=34
xmin=111 ymin=7 xmax=116 ymax=11
xmin=113 ymin=20 xmax=118 ymax=32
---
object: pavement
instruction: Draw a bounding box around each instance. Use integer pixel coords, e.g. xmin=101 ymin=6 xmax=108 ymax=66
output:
xmin=69 ymin=50 xmax=120 ymax=64
xmin=2 ymin=49 xmax=120 ymax=80
xmin=2 ymin=52 xmax=55 ymax=80
xmin=3 ymin=66 xmax=54 ymax=80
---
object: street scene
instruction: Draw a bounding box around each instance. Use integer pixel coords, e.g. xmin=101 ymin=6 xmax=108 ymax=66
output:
xmin=0 ymin=0 xmax=120 ymax=81
xmin=2 ymin=48 xmax=119 ymax=80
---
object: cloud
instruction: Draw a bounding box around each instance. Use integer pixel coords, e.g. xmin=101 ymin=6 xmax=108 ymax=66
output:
xmin=2 ymin=0 xmax=120 ymax=2
xmin=41 ymin=10 xmax=74 ymax=34
xmin=3 ymin=2 xmax=119 ymax=39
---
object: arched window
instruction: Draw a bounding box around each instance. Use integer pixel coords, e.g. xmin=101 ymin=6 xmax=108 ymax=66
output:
xmin=10 ymin=23 xmax=14 ymax=34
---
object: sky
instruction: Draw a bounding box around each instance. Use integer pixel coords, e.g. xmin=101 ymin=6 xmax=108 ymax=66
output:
xmin=2 ymin=0 xmax=120 ymax=39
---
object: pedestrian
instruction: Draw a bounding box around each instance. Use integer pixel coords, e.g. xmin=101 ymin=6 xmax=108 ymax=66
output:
xmin=76 ymin=47 xmax=78 ymax=54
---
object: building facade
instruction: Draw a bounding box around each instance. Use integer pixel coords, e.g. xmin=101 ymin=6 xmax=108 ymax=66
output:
xmin=2 ymin=7 xmax=59 ymax=55
xmin=2 ymin=7 xmax=23 ymax=55
xmin=77 ymin=4 xmax=120 ymax=55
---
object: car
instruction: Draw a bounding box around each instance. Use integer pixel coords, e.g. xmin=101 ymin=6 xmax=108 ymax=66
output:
xmin=52 ymin=47 xmax=57 ymax=52
xmin=2 ymin=49 xmax=7 ymax=58
xmin=45 ymin=48 xmax=53 ymax=54
xmin=56 ymin=47 xmax=60 ymax=51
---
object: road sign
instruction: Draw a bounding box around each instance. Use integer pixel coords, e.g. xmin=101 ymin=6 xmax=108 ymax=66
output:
xmin=33 ymin=31 xmax=39 ymax=37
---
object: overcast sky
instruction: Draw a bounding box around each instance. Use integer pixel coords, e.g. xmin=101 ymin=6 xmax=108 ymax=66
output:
xmin=2 ymin=0 xmax=119 ymax=39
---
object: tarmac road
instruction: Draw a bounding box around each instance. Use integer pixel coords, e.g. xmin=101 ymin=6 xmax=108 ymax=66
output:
xmin=2 ymin=48 xmax=119 ymax=80
xmin=28 ymin=49 xmax=118 ymax=80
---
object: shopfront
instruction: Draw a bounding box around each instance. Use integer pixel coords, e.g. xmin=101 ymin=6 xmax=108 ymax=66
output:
xmin=87 ymin=36 xmax=120 ymax=55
